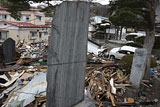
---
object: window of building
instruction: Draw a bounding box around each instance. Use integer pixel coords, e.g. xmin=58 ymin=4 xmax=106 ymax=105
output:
xmin=0 ymin=32 xmax=7 ymax=40
xmin=26 ymin=16 xmax=29 ymax=21
xmin=22 ymin=15 xmax=30 ymax=22
xmin=31 ymin=32 xmax=38 ymax=37
xmin=0 ymin=32 xmax=2 ymax=40
xmin=36 ymin=16 xmax=41 ymax=22
xmin=44 ymin=32 xmax=48 ymax=35
xmin=0 ymin=14 xmax=8 ymax=20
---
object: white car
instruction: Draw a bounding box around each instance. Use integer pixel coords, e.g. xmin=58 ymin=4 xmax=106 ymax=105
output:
xmin=109 ymin=46 xmax=137 ymax=59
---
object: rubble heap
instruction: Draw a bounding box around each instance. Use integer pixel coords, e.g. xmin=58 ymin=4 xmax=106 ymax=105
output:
xmin=85 ymin=63 xmax=132 ymax=106
xmin=0 ymin=41 xmax=48 ymax=107
xmin=0 ymin=41 xmax=159 ymax=107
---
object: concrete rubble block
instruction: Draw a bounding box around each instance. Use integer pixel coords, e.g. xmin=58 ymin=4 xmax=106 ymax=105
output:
xmin=47 ymin=1 xmax=90 ymax=107
xmin=130 ymin=48 xmax=147 ymax=89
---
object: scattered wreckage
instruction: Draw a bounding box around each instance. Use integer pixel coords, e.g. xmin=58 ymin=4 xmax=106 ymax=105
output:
xmin=0 ymin=39 xmax=159 ymax=107
xmin=0 ymin=40 xmax=48 ymax=107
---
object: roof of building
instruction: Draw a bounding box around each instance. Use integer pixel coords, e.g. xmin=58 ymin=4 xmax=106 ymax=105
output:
xmin=0 ymin=8 xmax=7 ymax=11
xmin=0 ymin=21 xmax=50 ymax=28
xmin=0 ymin=8 xmax=41 ymax=12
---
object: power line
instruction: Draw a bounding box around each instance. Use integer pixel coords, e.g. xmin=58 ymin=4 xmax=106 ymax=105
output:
xmin=47 ymin=60 xmax=86 ymax=66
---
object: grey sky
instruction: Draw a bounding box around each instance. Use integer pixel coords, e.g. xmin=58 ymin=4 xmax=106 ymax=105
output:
xmin=30 ymin=0 xmax=110 ymax=7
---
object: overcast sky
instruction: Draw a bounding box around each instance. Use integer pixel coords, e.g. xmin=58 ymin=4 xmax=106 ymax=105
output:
xmin=30 ymin=0 xmax=110 ymax=7
xmin=93 ymin=0 xmax=110 ymax=5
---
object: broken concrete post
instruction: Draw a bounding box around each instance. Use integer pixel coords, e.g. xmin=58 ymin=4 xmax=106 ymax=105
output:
xmin=2 ymin=38 xmax=16 ymax=63
xmin=47 ymin=1 xmax=90 ymax=107
xmin=130 ymin=48 xmax=147 ymax=89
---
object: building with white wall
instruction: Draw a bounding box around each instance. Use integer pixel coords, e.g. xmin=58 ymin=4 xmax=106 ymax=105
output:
xmin=0 ymin=8 xmax=45 ymax=25
xmin=0 ymin=21 xmax=49 ymax=43
xmin=0 ymin=8 xmax=50 ymax=43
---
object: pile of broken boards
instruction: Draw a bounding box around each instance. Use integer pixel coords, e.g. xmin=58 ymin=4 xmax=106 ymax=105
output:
xmin=85 ymin=62 xmax=158 ymax=107
xmin=87 ymin=53 xmax=111 ymax=64
xmin=0 ymin=42 xmax=48 ymax=107
xmin=85 ymin=63 xmax=133 ymax=107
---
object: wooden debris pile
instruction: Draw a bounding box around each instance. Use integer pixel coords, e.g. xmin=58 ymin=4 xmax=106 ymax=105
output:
xmin=0 ymin=39 xmax=159 ymax=107
xmin=85 ymin=63 xmax=132 ymax=106
xmin=87 ymin=52 xmax=112 ymax=64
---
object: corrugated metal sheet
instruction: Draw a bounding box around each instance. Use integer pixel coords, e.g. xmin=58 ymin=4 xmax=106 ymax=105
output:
xmin=5 ymin=72 xmax=47 ymax=107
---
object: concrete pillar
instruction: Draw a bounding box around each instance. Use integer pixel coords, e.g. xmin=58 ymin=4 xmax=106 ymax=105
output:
xmin=130 ymin=48 xmax=147 ymax=89
xmin=47 ymin=1 xmax=90 ymax=107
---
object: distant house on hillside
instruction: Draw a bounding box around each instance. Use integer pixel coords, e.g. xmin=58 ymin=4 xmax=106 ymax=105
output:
xmin=109 ymin=0 xmax=117 ymax=5
xmin=90 ymin=16 xmax=110 ymax=25
xmin=0 ymin=8 xmax=45 ymax=25
xmin=89 ymin=16 xmax=118 ymax=44
xmin=0 ymin=21 xmax=50 ymax=43
xmin=0 ymin=8 xmax=50 ymax=43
